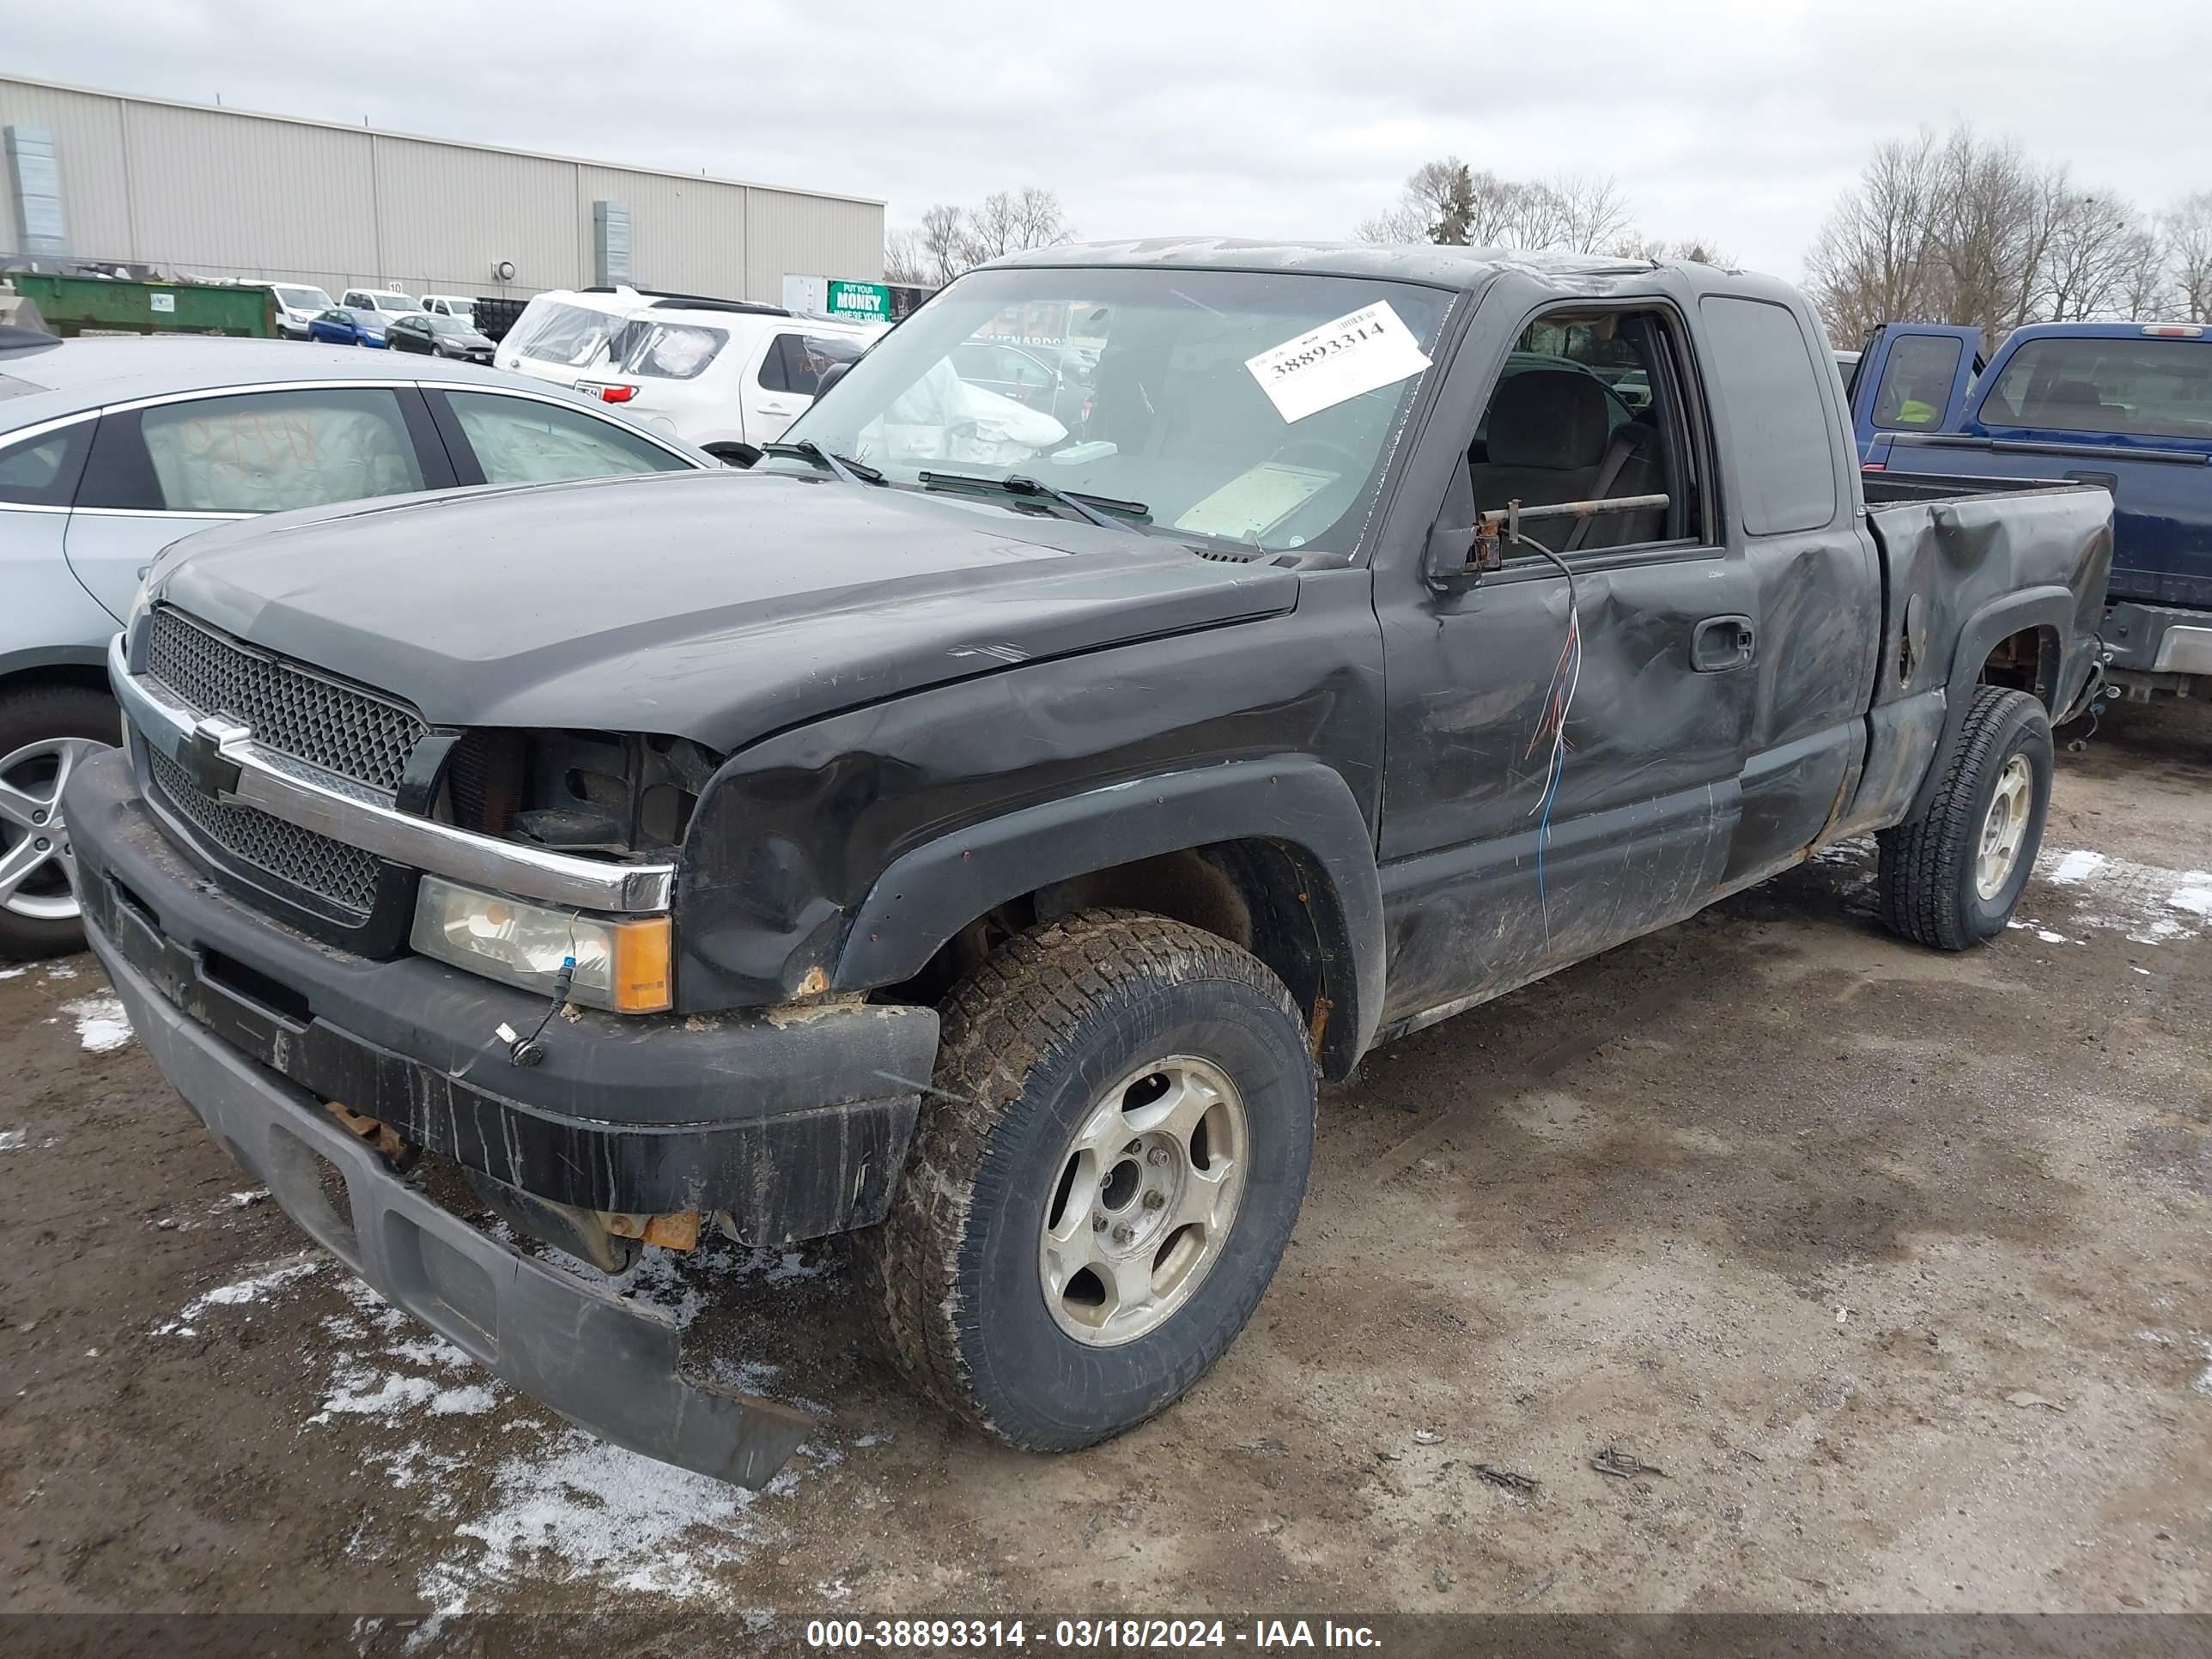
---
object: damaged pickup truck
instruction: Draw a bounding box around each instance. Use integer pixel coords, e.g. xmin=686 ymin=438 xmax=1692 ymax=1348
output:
xmin=63 ymin=241 xmax=2112 ymax=1488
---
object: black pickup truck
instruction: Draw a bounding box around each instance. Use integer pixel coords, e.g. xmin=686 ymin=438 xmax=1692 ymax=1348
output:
xmin=63 ymin=241 xmax=2112 ymax=1488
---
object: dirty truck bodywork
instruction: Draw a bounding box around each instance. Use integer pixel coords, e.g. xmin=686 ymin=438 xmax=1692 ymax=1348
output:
xmin=63 ymin=242 xmax=2112 ymax=1487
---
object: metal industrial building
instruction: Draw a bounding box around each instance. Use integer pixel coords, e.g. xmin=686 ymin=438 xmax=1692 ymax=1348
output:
xmin=0 ymin=76 xmax=884 ymax=307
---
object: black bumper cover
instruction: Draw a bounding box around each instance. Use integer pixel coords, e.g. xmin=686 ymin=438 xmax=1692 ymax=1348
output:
xmin=67 ymin=747 xmax=935 ymax=1235
xmin=64 ymin=745 xmax=944 ymax=1486
xmin=90 ymin=925 xmax=812 ymax=1487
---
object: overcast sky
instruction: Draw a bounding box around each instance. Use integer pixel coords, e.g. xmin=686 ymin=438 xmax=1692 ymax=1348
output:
xmin=12 ymin=0 xmax=2209 ymax=280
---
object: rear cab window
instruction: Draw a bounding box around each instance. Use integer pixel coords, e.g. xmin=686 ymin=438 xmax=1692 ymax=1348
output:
xmin=1980 ymin=337 xmax=2212 ymax=441
xmin=1698 ymin=296 xmax=1838 ymax=534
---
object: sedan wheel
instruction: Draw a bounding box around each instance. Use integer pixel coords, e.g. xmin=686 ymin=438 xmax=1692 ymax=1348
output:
xmin=1 ymin=737 xmax=101 ymax=921
xmin=0 ymin=686 xmax=119 ymax=957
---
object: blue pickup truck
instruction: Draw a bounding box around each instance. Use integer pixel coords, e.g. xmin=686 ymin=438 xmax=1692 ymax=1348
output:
xmin=1861 ymin=320 xmax=2212 ymax=701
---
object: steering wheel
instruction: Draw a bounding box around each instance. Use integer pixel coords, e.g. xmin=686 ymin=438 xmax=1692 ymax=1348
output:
xmin=1267 ymin=436 xmax=1362 ymax=473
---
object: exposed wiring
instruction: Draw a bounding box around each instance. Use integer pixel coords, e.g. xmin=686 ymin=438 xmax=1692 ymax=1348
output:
xmin=507 ymin=920 xmax=581 ymax=1068
xmin=1515 ymin=528 xmax=1584 ymax=947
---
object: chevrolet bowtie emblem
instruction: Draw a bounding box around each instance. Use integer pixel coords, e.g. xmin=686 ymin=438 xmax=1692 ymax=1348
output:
xmin=181 ymin=716 xmax=246 ymax=799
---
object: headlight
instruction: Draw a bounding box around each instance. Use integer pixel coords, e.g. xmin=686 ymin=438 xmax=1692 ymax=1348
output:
xmin=410 ymin=875 xmax=672 ymax=1012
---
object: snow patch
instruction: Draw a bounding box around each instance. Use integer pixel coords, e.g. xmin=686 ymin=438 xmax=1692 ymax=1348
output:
xmin=419 ymin=1429 xmax=768 ymax=1613
xmin=313 ymin=1368 xmax=497 ymax=1423
xmin=64 ymin=994 xmax=133 ymax=1053
xmin=0 ymin=1129 xmax=26 ymax=1152
xmin=2196 ymin=1340 xmax=2212 ymax=1399
xmin=155 ymin=1256 xmax=322 ymax=1333
xmin=0 ymin=965 xmax=26 ymax=980
xmin=2035 ymin=849 xmax=2212 ymax=945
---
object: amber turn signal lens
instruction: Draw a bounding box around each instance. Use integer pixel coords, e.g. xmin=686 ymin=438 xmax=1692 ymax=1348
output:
xmin=610 ymin=915 xmax=672 ymax=1014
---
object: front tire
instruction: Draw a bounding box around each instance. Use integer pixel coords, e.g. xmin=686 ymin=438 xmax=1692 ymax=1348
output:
xmin=1876 ymin=685 xmax=2052 ymax=951
xmin=862 ymin=909 xmax=1316 ymax=1451
xmin=0 ymin=684 xmax=117 ymax=959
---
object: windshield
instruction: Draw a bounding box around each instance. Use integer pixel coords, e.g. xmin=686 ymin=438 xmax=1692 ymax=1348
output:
xmin=274 ymin=286 xmax=331 ymax=311
xmin=506 ymin=298 xmax=627 ymax=368
xmin=780 ymin=265 xmax=1452 ymax=554
xmin=374 ymin=295 xmax=419 ymax=311
xmin=437 ymin=301 xmax=474 ymax=321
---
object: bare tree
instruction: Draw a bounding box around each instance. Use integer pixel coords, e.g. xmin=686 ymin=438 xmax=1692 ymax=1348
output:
xmin=1547 ymin=173 xmax=1632 ymax=253
xmin=1356 ymin=158 xmax=1470 ymax=245
xmin=964 ymin=188 xmax=1076 ymax=262
xmin=2040 ymin=189 xmax=2150 ymax=321
xmin=2166 ymin=190 xmax=2212 ymax=321
xmin=1808 ymin=125 xmax=2211 ymax=345
xmin=883 ymin=228 xmax=932 ymax=288
xmin=884 ymin=189 xmax=1078 ymax=288
xmin=2117 ymin=228 xmax=2174 ymax=321
xmin=1356 ymin=159 xmax=1632 ymax=253
xmin=1805 ymin=128 xmax=1947 ymax=346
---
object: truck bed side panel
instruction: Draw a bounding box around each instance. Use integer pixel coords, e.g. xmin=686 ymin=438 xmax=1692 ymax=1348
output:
xmin=1875 ymin=432 xmax=2210 ymax=608
xmin=1835 ymin=484 xmax=2112 ymax=836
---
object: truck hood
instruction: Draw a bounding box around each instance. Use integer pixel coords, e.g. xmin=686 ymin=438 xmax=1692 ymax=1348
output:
xmin=147 ymin=469 xmax=1300 ymax=751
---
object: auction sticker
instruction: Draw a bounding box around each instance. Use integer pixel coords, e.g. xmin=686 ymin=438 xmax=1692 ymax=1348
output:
xmin=1246 ymin=301 xmax=1431 ymax=423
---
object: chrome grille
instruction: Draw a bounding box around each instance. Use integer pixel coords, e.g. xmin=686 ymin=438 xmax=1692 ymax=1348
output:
xmin=146 ymin=607 xmax=426 ymax=795
xmin=146 ymin=747 xmax=381 ymax=915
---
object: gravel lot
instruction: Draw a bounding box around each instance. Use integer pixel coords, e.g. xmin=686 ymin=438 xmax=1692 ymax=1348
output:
xmin=2 ymin=702 xmax=2207 ymax=1643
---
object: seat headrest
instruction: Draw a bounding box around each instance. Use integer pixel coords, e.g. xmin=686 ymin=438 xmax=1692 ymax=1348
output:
xmin=1486 ymin=368 xmax=1614 ymax=471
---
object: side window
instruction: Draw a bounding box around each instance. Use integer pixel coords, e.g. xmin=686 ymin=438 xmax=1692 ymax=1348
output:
xmin=1464 ymin=307 xmax=1707 ymax=556
xmin=758 ymin=333 xmax=802 ymax=394
xmin=760 ymin=332 xmax=862 ymax=397
xmin=1698 ymin=296 xmax=1838 ymax=535
xmin=131 ymin=388 xmax=426 ymax=514
xmin=445 ymin=390 xmax=691 ymax=484
xmin=1871 ymin=334 xmax=1964 ymax=430
xmin=0 ymin=421 xmax=94 ymax=507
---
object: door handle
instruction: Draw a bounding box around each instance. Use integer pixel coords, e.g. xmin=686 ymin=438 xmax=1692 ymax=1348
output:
xmin=1692 ymin=614 xmax=1755 ymax=672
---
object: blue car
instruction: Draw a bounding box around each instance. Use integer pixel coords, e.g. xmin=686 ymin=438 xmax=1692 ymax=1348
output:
xmin=306 ymin=306 xmax=388 ymax=348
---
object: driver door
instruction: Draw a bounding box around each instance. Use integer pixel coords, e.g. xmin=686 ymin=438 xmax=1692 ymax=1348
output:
xmin=1373 ymin=301 xmax=1759 ymax=1027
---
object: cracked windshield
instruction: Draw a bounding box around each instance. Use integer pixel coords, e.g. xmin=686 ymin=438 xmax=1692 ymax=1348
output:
xmin=777 ymin=266 xmax=1451 ymax=552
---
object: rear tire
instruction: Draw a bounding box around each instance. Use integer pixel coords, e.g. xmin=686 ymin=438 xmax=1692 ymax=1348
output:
xmin=860 ymin=909 xmax=1316 ymax=1451
xmin=0 ymin=684 xmax=118 ymax=959
xmin=1876 ymin=685 xmax=2052 ymax=951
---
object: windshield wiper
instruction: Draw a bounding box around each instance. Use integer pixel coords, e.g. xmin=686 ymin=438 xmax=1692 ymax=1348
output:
xmin=917 ymin=470 xmax=1150 ymax=532
xmin=762 ymin=441 xmax=884 ymax=485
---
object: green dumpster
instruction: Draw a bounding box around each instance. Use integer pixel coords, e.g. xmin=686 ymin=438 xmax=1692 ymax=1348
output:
xmin=7 ymin=273 xmax=275 ymax=338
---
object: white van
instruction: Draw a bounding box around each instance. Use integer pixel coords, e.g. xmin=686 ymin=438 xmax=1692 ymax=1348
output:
xmin=493 ymin=286 xmax=878 ymax=458
xmin=341 ymin=288 xmax=423 ymax=317
xmin=421 ymin=294 xmax=476 ymax=324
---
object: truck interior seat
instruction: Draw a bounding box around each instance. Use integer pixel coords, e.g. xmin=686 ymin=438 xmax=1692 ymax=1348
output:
xmin=1467 ymin=368 xmax=1613 ymax=518
xmin=1570 ymin=420 xmax=1668 ymax=550
xmin=1468 ymin=368 xmax=1667 ymax=549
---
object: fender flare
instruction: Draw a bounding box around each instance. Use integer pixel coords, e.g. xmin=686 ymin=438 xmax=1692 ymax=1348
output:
xmin=0 ymin=642 xmax=113 ymax=684
xmin=833 ymin=757 xmax=1387 ymax=1069
xmin=1908 ymin=585 xmax=2076 ymax=820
